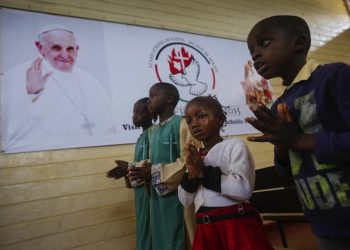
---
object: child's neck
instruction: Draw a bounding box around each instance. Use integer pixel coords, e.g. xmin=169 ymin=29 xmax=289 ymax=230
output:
xmin=158 ymin=109 xmax=175 ymax=123
xmin=202 ymin=135 xmax=223 ymax=151
xmin=141 ymin=123 xmax=152 ymax=131
xmin=282 ymin=56 xmax=307 ymax=86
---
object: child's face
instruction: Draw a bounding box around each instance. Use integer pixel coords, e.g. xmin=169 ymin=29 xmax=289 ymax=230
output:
xmin=185 ymin=102 xmax=221 ymax=142
xmin=247 ymin=23 xmax=296 ymax=80
xmin=132 ymin=102 xmax=151 ymax=128
xmin=147 ymin=86 xmax=167 ymax=115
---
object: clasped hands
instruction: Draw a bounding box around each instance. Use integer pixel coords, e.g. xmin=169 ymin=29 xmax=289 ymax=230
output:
xmin=106 ymin=160 xmax=151 ymax=183
xmin=185 ymin=142 xmax=204 ymax=179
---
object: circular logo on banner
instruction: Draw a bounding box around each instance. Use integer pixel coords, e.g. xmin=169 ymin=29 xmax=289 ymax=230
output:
xmin=149 ymin=38 xmax=218 ymax=103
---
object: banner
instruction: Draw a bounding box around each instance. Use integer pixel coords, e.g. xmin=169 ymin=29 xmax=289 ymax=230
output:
xmin=0 ymin=8 xmax=272 ymax=153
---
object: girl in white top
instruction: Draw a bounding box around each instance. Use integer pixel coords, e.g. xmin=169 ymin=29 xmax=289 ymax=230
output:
xmin=178 ymin=96 xmax=273 ymax=250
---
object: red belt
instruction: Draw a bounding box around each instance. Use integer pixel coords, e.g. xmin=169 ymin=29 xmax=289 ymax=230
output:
xmin=196 ymin=202 xmax=257 ymax=224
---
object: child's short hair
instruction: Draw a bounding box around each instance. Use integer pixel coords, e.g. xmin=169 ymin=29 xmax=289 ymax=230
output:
xmin=252 ymin=15 xmax=311 ymax=53
xmin=186 ymin=95 xmax=227 ymax=128
xmin=135 ymin=97 xmax=157 ymax=122
xmin=152 ymin=82 xmax=180 ymax=108
xmin=136 ymin=97 xmax=149 ymax=106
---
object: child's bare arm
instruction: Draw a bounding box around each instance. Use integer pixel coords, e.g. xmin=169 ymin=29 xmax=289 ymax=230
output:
xmin=245 ymin=103 xmax=315 ymax=152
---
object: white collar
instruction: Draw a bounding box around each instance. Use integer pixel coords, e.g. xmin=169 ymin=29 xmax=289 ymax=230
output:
xmin=158 ymin=114 xmax=176 ymax=127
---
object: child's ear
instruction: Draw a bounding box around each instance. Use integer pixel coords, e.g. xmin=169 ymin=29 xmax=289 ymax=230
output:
xmin=293 ymin=35 xmax=307 ymax=53
xmin=218 ymin=115 xmax=225 ymax=127
xmin=166 ymin=94 xmax=174 ymax=105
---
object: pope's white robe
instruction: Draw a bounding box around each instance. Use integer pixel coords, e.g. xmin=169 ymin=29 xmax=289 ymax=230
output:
xmin=1 ymin=58 xmax=117 ymax=153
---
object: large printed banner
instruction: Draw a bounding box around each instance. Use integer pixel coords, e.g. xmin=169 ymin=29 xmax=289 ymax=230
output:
xmin=0 ymin=8 xmax=272 ymax=153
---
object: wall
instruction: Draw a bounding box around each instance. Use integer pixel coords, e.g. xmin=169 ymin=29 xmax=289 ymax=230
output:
xmin=0 ymin=0 xmax=349 ymax=249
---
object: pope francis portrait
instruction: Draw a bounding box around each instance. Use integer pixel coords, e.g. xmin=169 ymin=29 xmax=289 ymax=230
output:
xmin=1 ymin=25 xmax=117 ymax=153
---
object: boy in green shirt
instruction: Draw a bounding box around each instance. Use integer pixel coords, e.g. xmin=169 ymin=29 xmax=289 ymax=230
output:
xmin=107 ymin=97 xmax=155 ymax=250
xmin=146 ymin=82 xmax=199 ymax=250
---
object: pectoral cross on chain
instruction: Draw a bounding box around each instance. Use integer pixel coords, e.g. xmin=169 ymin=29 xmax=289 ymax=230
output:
xmin=82 ymin=115 xmax=95 ymax=135
xmin=163 ymin=134 xmax=178 ymax=162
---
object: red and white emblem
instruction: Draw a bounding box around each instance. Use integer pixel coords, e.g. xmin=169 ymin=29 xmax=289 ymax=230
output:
xmin=168 ymin=47 xmax=208 ymax=96
xmin=152 ymin=41 xmax=216 ymax=102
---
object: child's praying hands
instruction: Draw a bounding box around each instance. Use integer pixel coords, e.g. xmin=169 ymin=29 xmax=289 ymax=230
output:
xmin=245 ymin=103 xmax=314 ymax=152
xmin=106 ymin=160 xmax=129 ymax=179
xmin=185 ymin=142 xmax=204 ymax=179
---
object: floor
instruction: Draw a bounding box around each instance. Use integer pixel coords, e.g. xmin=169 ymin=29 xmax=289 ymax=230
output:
xmin=265 ymin=222 xmax=318 ymax=250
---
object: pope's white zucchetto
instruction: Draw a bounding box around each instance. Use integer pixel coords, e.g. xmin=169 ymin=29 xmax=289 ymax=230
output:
xmin=38 ymin=24 xmax=74 ymax=38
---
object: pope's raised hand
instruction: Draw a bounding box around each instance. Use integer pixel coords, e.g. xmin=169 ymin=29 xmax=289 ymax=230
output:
xmin=26 ymin=57 xmax=52 ymax=94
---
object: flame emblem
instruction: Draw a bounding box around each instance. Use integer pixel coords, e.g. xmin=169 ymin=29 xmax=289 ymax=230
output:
xmin=168 ymin=47 xmax=208 ymax=96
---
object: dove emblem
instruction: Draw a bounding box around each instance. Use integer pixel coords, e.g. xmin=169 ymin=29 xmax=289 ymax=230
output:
xmin=168 ymin=47 xmax=208 ymax=96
